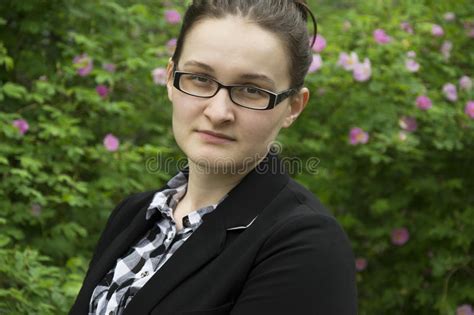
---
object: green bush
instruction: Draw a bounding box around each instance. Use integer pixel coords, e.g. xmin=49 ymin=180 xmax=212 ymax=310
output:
xmin=0 ymin=0 xmax=473 ymax=314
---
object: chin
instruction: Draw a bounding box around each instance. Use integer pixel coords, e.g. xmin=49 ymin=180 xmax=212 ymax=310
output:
xmin=184 ymin=148 xmax=243 ymax=174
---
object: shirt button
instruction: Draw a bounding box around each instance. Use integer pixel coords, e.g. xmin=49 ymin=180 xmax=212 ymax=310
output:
xmin=140 ymin=271 xmax=149 ymax=278
xmin=183 ymin=216 xmax=190 ymax=226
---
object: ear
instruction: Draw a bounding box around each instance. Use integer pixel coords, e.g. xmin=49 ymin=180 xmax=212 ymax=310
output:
xmin=166 ymin=58 xmax=174 ymax=102
xmin=282 ymin=87 xmax=310 ymax=128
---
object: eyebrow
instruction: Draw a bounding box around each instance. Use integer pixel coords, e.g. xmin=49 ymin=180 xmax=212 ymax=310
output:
xmin=182 ymin=60 xmax=277 ymax=88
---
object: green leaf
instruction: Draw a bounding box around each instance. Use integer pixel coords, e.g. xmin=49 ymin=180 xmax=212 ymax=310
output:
xmin=2 ymin=82 xmax=27 ymax=99
xmin=125 ymin=57 xmax=147 ymax=70
xmin=35 ymin=80 xmax=56 ymax=97
xmin=0 ymin=156 xmax=8 ymax=165
xmin=0 ymin=235 xmax=10 ymax=247
xmin=69 ymin=32 xmax=99 ymax=50
xmin=102 ymin=1 xmax=126 ymax=14
xmin=10 ymin=168 xmax=32 ymax=180
xmin=20 ymin=156 xmax=43 ymax=172
xmin=370 ymin=198 xmax=391 ymax=216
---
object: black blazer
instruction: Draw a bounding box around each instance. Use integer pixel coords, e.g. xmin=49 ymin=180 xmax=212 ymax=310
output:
xmin=70 ymin=154 xmax=357 ymax=314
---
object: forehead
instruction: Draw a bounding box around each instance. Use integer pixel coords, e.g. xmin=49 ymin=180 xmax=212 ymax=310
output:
xmin=179 ymin=15 xmax=291 ymax=89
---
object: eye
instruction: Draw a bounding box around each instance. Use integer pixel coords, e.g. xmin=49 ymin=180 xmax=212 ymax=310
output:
xmin=190 ymin=75 xmax=211 ymax=83
xmin=242 ymin=86 xmax=266 ymax=97
xmin=233 ymin=86 xmax=268 ymax=100
xmin=244 ymin=87 xmax=260 ymax=94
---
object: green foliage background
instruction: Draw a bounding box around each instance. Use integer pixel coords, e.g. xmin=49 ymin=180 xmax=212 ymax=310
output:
xmin=0 ymin=0 xmax=473 ymax=314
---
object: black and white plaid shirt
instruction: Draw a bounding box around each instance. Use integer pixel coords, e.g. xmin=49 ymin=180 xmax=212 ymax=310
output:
xmin=89 ymin=171 xmax=226 ymax=315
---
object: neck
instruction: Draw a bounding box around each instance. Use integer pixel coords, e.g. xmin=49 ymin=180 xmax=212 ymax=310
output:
xmin=178 ymin=157 xmax=261 ymax=213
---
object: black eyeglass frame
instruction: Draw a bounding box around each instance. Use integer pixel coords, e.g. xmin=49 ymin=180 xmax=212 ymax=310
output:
xmin=172 ymin=70 xmax=298 ymax=110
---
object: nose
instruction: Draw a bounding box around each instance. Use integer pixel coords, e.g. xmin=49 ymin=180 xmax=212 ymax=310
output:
xmin=202 ymin=87 xmax=235 ymax=124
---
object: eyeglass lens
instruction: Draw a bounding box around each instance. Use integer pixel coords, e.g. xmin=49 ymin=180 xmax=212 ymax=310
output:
xmin=179 ymin=73 xmax=270 ymax=109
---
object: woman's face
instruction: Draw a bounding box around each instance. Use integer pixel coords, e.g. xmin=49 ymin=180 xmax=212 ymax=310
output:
xmin=167 ymin=15 xmax=307 ymax=172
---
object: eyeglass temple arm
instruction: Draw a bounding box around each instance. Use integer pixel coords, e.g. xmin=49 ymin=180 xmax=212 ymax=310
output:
xmin=274 ymin=89 xmax=297 ymax=107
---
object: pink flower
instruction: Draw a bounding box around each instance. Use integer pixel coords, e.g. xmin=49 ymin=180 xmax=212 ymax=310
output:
xmin=405 ymin=59 xmax=420 ymax=72
xmin=464 ymin=22 xmax=474 ymax=38
xmin=164 ymin=9 xmax=181 ymax=24
xmin=469 ymin=28 xmax=474 ymax=38
xmin=373 ymin=28 xmax=391 ymax=44
xmin=151 ymin=67 xmax=167 ymax=85
xmin=399 ymin=116 xmax=418 ymax=132
xmin=96 ymin=84 xmax=109 ymax=99
xmin=457 ymin=304 xmax=474 ymax=315
xmin=167 ymin=38 xmax=177 ymax=55
xmin=338 ymin=52 xmax=359 ymax=71
xmin=431 ymin=24 xmax=444 ymax=37
xmin=440 ymin=40 xmax=453 ymax=60
xmin=311 ymin=34 xmax=327 ymax=53
xmin=391 ymin=227 xmax=410 ymax=246
xmin=406 ymin=51 xmax=416 ymax=58
xmin=353 ymin=58 xmax=372 ymax=82
xmin=12 ymin=119 xmax=29 ymax=135
xmin=442 ymin=83 xmax=457 ymax=102
xmin=460 ymin=76 xmax=472 ymax=90
xmin=308 ymin=54 xmax=323 ymax=73
xmin=355 ymin=258 xmax=368 ymax=271
xmin=73 ymin=54 xmax=93 ymax=76
xmin=103 ymin=133 xmax=119 ymax=152
xmin=349 ymin=127 xmax=369 ymax=145
xmin=103 ymin=63 xmax=116 ymax=73
xmin=465 ymin=101 xmax=474 ymax=119
xmin=416 ymin=95 xmax=432 ymax=110
xmin=444 ymin=12 xmax=456 ymax=22
xmin=400 ymin=21 xmax=414 ymax=34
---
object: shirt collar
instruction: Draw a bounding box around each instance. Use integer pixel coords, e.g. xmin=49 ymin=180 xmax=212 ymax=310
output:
xmin=146 ymin=171 xmax=188 ymax=220
xmin=145 ymin=170 xmax=228 ymax=224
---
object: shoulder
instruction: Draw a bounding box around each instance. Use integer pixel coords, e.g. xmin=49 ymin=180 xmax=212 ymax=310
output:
xmin=87 ymin=189 xmax=160 ymax=266
xmin=245 ymin=178 xmax=358 ymax=313
xmin=261 ymin=176 xmax=337 ymax=229
xmin=258 ymin=177 xmax=354 ymax=263
xmin=286 ymin=177 xmax=331 ymax=215
xmin=110 ymin=190 xmax=157 ymax=218
xmin=117 ymin=189 xmax=159 ymax=211
xmin=99 ymin=189 xmax=160 ymax=238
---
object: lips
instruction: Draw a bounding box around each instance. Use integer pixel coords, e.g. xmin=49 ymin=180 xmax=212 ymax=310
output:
xmin=197 ymin=129 xmax=235 ymax=141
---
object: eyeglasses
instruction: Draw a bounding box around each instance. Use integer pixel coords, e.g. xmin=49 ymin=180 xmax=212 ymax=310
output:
xmin=173 ymin=70 xmax=297 ymax=110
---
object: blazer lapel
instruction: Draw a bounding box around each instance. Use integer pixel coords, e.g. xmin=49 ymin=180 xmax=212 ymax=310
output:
xmin=123 ymin=203 xmax=227 ymax=314
xmin=124 ymin=152 xmax=289 ymax=314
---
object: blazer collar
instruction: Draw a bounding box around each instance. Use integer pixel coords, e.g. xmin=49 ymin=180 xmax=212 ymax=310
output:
xmin=179 ymin=151 xmax=289 ymax=230
xmin=75 ymin=152 xmax=289 ymax=314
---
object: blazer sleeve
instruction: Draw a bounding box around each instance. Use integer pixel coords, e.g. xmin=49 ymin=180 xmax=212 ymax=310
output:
xmin=230 ymin=211 xmax=358 ymax=315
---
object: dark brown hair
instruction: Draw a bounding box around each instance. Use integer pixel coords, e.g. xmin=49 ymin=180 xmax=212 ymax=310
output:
xmin=171 ymin=0 xmax=317 ymax=90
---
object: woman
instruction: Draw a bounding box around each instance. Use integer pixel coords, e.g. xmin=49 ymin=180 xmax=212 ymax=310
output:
xmin=70 ymin=1 xmax=357 ymax=314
